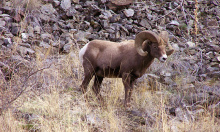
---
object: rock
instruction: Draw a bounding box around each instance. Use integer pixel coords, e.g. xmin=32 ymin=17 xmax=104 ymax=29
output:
xmin=34 ymin=26 xmax=41 ymax=34
xmin=60 ymin=0 xmax=72 ymax=11
xmin=210 ymin=71 xmax=220 ymax=78
xmin=41 ymin=33 xmax=52 ymax=42
xmin=111 ymin=0 xmax=133 ymax=6
xmin=186 ymin=41 xmax=195 ymax=48
xmin=0 ymin=39 xmax=4 ymax=46
xmin=40 ymin=4 xmax=57 ymax=22
xmin=123 ymin=9 xmax=134 ymax=17
xmin=139 ymin=19 xmax=151 ymax=29
xmin=84 ymin=1 xmax=95 ymax=7
xmin=126 ymin=110 xmax=148 ymax=125
xmin=216 ymin=56 xmax=220 ymax=62
xmin=172 ymin=43 xmax=180 ymax=51
xmin=208 ymin=19 xmax=219 ymax=27
xmin=19 ymin=43 xmax=31 ymax=48
xmin=72 ymin=0 xmax=79 ymax=4
xmin=17 ymin=46 xmax=35 ymax=56
xmin=100 ymin=20 xmax=109 ymax=29
xmin=62 ymin=43 xmax=72 ymax=53
xmin=100 ymin=10 xmax=112 ymax=20
xmin=21 ymin=33 xmax=29 ymax=42
xmin=169 ymin=20 xmax=180 ymax=26
xmin=41 ymin=4 xmax=57 ymax=15
xmin=4 ymin=38 xmax=12 ymax=46
xmin=209 ymin=44 xmax=220 ymax=52
xmin=0 ymin=19 xmax=6 ymax=27
xmin=85 ymin=113 xmax=102 ymax=126
xmin=53 ymin=0 xmax=60 ymax=7
xmin=39 ymin=41 xmax=51 ymax=48
xmin=74 ymin=31 xmax=90 ymax=44
xmin=66 ymin=6 xmax=77 ymax=17
xmin=175 ymin=107 xmax=191 ymax=122
xmin=163 ymin=77 xmax=174 ymax=85
xmin=11 ymin=23 xmax=20 ymax=36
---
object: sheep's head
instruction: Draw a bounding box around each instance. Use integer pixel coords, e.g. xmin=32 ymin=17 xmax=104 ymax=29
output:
xmin=135 ymin=30 xmax=174 ymax=62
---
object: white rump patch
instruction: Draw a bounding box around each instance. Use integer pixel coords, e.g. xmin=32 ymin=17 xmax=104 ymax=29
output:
xmin=79 ymin=42 xmax=89 ymax=64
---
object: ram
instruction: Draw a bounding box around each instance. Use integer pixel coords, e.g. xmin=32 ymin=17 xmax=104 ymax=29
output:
xmin=79 ymin=30 xmax=174 ymax=106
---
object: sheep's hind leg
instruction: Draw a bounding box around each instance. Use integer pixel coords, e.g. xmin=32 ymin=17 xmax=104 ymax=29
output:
xmin=92 ymin=76 xmax=104 ymax=105
xmin=80 ymin=74 xmax=93 ymax=93
xmin=80 ymin=71 xmax=94 ymax=103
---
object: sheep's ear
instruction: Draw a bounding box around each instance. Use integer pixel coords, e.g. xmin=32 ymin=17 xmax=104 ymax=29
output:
xmin=159 ymin=31 xmax=174 ymax=56
xmin=166 ymin=49 xmax=174 ymax=56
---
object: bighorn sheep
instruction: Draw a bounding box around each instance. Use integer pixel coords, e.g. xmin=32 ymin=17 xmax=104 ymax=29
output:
xmin=79 ymin=30 xmax=174 ymax=106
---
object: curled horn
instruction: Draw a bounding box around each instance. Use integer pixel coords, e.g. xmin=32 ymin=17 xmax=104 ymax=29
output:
xmin=159 ymin=31 xmax=174 ymax=56
xmin=135 ymin=31 xmax=160 ymax=56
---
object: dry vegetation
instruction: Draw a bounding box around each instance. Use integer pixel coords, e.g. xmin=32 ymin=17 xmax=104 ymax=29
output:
xmin=1 ymin=47 xmax=220 ymax=132
xmin=1 ymin=0 xmax=220 ymax=131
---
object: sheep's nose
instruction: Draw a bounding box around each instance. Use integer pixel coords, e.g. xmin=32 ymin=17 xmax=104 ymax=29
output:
xmin=160 ymin=54 xmax=167 ymax=62
xmin=162 ymin=57 xmax=167 ymax=61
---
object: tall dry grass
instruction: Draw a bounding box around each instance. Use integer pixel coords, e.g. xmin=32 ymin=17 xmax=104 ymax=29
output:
xmin=10 ymin=0 xmax=42 ymax=12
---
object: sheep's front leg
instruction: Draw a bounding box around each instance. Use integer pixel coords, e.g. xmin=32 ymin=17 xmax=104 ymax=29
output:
xmin=122 ymin=73 xmax=135 ymax=107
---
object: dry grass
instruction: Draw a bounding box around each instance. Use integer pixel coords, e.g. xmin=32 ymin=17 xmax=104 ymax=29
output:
xmin=10 ymin=0 xmax=42 ymax=12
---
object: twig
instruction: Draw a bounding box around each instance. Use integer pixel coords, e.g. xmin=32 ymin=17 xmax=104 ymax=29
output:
xmin=180 ymin=0 xmax=188 ymax=25
xmin=4 ymin=65 xmax=52 ymax=108
xmin=153 ymin=0 xmax=184 ymax=22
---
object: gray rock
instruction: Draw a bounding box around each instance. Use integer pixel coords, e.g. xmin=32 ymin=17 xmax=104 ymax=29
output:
xmin=123 ymin=9 xmax=134 ymax=17
xmin=52 ymin=23 xmax=60 ymax=31
xmin=34 ymin=26 xmax=41 ymax=34
xmin=216 ymin=56 xmax=220 ymax=62
xmin=169 ymin=20 xmax=180 ymax=26
xmin=19 ymin=43 xmax=31 ymax=48
xmin=74 ymin=31 xmax=90 ymax=44
xmin=147 ymin=13 xmax=153 ymax=20
xmin=53 ymin=0 xmax=60 ymax=7
xmin=41 ymin=4 xmax=57 ymax=15
xmin=186 ymin=41 xmax=195 ymax=48
xmin=100 ymin=10 xmax=112 ymax=20
xmin=11 ymin=23 xmax=20 ymax=36
xmin=111 ymin=0 xmax=133 ymax=6
xmin=63 ymin=43 xmax=72 ymax=53
xmin=172 ymin=43 xmax=180 ymax=51
xmin=0 ymin=39 xmax=4 ymax=46
xmin=4 ymin=38 xmax=12 ymax=46
xmin=0 ymin=19 xmax=6 ymax=27
xmin=210 ymin=71 xmax=220 ymax=78
xmin=39 ymin=41 xmax=51 ymax=48
xmin=61 ymin=0 xmax=72 ymax=11
xmin=21 ymin=33 xmax=29 ymax=42
xmin=109 ymin=14 xmax=120 ymax=23
xmin=41 ymin=33 xmax=52 ymax=41
xmin=17 ymin=46 xmax=35 ymax=56
xmin=100 ymin=20 xmax=109 ymax=29
xmin=139 ymin=19 xmax=151 ymax=28
xmin=66 ymin=7 xmax=77 ymax=17
xmin=40 ymin=4 xmax=57 ymax=22
xmin=175 ymin=107 xmax=191 ymax=122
